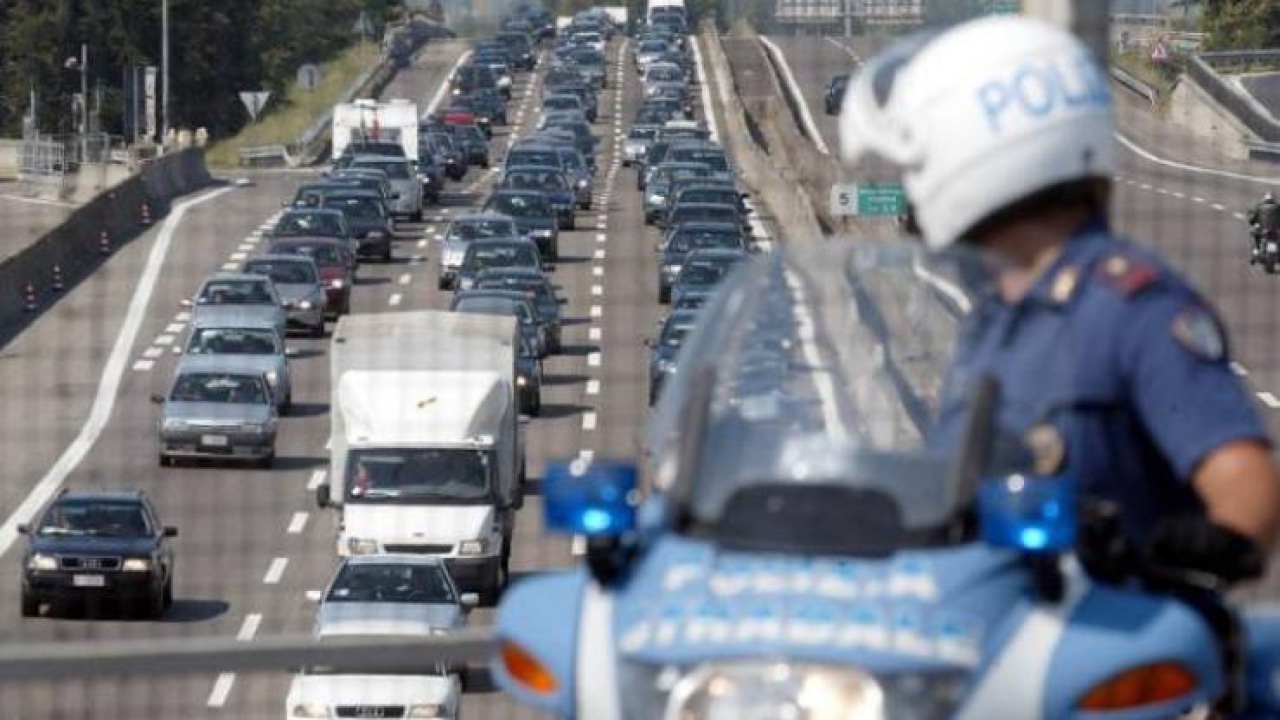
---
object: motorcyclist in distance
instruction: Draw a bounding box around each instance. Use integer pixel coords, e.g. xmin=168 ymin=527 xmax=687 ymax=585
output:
xmin=840 ymin=16 xmax=1280 ymax=586
xmin=1249 ymin=192 xmax=1279 ymax=265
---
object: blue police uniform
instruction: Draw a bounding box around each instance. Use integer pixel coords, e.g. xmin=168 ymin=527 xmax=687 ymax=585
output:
xmin=935 ymin=220 xmax=1270 ymax=542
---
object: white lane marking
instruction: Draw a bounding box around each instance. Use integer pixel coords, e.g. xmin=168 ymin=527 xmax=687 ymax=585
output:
xmin=1173 ymin=191 xmax=1185 ymax=199
xmin=154 ymin=334 xmax=175 ymax=346
xmin=398 ymin=273 xmax=411 ymax=285
xmin=388 ymin=293 xmax=403 ymax=307
xmin=786 ymin=270 xmax=848 ymax=441
xmin=0 ymin=187 xmax=232 ymax=555
xmin=593 ymin=266 xmax=604 ymax=277
xmin=418 ymin=239 xmax=428 ymax=248
xmin=1140 ymin=183 xmax=1152 ymax=190
xmin=287 ymin=512 xmax=309 ymax=534
xmin=0 ymin=193 xmax=77 ymax=208
xmin=586 ymin=379 xmax=601 ymax=395
xmin=175 ymin=311 xmax=191 ymax=322
xmin=590 ymin=305 xmax=602 ymax=318
xmin=221 ymin=262 xmax=238 ymax=270
xmin=1212 ymin=203 xmax=1226 ymax=211
xmin=594 ymin=249 xmax=606 ymax=260
xmin=825 ymin=36 xmax=863 ymax=63
xmin=308 ymin=470 xmax=326 ymax=490
xmin=237 ymin=613 xmax=263 ymax=641
xmin=758 ymin=36 xmax=830 ymax=155
xmin=589 ymin=327 xmax=602 ymax=341
xmin=230 ymin=252 xmax=247 ymax=260
xmin=238 ymin=243 xmax=255 ymax=251
xmin=206 ymin=673 xmax=236 ymax=708
xmin=143 ymin=347 xmax=164 ymax=359
xmin=263 ymin=557 xmax=288 ymax=585
xmin=596 ymin=232 xmax=607 ymax=243
xmin=588 ymin=352 xmax=602 ymax=367
xmin=1116 ymin=132 xmax=1280 ymax=185
xmin=591 ymin=284 xmax=604 ymax=296
xmin=692 ymin=37 xmax=721 ymax=141
xmin=582 ymin=412 xmax=598 ymax=430
xmin=1259 ymin=392 xmax=1280 ymax=409
xmin=1193 ymin=196 xmax=1205 ymax=203
xmin=165 ymin=323 xmax=184 ymax=333
xmin=596 ymin=222 xmax=607 ymax=230
xmin=324 ymin=437 xmax=331 ymax=451
xmin=1156 ymin=188 xmax=1169 ymax=195
xmin=131 ymin=359 xmax=154 ymax=372
xmin=1231 ymin=362 xmax=1248 ymax=376
xmin=1235 ymin=212 xmax=1247 ymax=221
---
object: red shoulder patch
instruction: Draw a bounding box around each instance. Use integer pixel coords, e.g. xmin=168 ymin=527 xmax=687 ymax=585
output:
xmin=1097 ymin=255 xmax=1160 ymax=296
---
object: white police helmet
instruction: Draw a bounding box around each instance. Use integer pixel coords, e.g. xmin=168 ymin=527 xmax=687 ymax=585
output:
xmin=840 ymin=16 xmax=1115 ymax=250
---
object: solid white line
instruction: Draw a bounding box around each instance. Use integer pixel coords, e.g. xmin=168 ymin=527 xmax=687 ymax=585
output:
xmin=825 ymin=36 xmax=863 ymax=63
xmin=759 ymin=36 xmax=830 ymax=155
xmin=1259 ymin=392 xmax=1280 ymax=409
xmin=582 ymin=412 xmax=598 ymax=430
xmin=388 ymin=293 xmax=403 ymax=307
xmin=237 ymin=613 xmax=263 ymax=641
xmin=0 ymin=187 xmax=231 ymax=557
xmin=308 ymin=470 xmax=326 ymax=490
xmin=263 ymin=557 xmax=288 ymax=585
xmin=0 ymin=193 xmax=77 ymax=208
xmin=131 ymin=359 xmax=154 ymax=372
xmin=589 ymin=327 xmax=602 ymax=341
xmin=692 ymin=37 xmax=721 ymax=142
xmin=428 ymin=50 xmax=473 ymax=115
xmin=1116 ymin=132 xmax=1280 ymax=185
xmin=588 ymin=352 xmax=602 ymax=367
xmin=586 ymin=379 xmax=600 ymax=395
xmin=143 ymin=347 xmax=164 ymax=359
xmin=206 ymin=673 xmax=235 ymax=708
xmin=287 ymin=512 xmax=309 ymax=534
xmin=398 ymin=273 xmax=411 ymax=285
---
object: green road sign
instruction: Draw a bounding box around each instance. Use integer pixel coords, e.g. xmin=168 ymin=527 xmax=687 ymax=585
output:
xmin=830 ymin=182 xmax=908 ymax=217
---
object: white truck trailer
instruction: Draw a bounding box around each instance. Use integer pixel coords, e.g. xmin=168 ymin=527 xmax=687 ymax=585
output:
xmin=332 ymin=98 xmax=421 ymax=162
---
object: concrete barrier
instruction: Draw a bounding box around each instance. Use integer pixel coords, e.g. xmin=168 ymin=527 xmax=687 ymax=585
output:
xmin=0 ymin=148 xmax=214 ymax=347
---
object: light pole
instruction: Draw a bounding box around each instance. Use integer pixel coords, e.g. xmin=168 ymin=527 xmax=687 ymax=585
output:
xmin=162 ymin=0 xmax=170 ymax=144
xmin=64 ymin=43 xmax=88 ymax=162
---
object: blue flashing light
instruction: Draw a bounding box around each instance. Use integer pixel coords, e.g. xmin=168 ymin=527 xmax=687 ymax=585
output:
xmin=543 ymin=460 xmax=639 ymax=537
xmin=978 ymin=475 xmax=1078 ymax=554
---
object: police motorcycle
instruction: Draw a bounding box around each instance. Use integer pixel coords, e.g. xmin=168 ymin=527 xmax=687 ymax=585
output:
xmin=1249 ymin=220 xmax=1280 ymax=274
xmin=490 ymin=241 xmax=1280 ymax=719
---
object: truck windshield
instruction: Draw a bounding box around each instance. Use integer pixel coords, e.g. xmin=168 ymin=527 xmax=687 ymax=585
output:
xmin=346 ymin=449 xmax=491 ymax=503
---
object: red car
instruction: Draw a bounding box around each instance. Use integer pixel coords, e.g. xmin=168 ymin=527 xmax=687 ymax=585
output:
xmin=266 ymin=238 xmax=355 ymax=317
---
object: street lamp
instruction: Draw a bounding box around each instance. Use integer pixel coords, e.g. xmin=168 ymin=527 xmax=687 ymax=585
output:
xmin=162 ymin=0 xmax=170 ymax=143
xmin=63 ymin=44 xmax=88 ymax=162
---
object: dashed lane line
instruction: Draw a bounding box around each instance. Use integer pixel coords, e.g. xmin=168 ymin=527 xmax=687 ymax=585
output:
xmin=263 ymin=557 xmax=289 ymax=585
xmin=206 ymin=674 xmax=236 ymax=708
xmin=1259 ymin=392 xmax=1280 ymax=409
xmin=308 ymin=470 xmax=326 ymax=490
xmin=582 ymin=412 xmax=598 ymax=431
xmin=131 ymin=360 xmax=154 ymax=372
xmin=237 ymin=613 xmax=263 ymax=642
xmin=588 ymin=352 xmax=602 ymax=367
xmin=586 ymin=379 xmax=601 ymax=395
xmin=287 ymin=512 xmax=309 ymax=534
xmin=388 ymin=293 xmax=403 ymax=307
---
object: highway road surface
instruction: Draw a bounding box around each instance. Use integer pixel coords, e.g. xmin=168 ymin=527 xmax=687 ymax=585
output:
xmin=0 ymin=29 xmax=766 ymax=719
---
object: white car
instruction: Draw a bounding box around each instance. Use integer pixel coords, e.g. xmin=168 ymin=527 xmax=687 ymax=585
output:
xmin=285 ymin=555 xmax=476 ymax=720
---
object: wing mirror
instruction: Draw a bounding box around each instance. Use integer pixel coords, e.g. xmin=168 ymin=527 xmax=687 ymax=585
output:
xmin=163 ymin=526 xmax=179 ymax=538
xmin=460 ymin=592 xmax=480 ymax=608
xmin=150 ymin=393 xmax=166 ymax=405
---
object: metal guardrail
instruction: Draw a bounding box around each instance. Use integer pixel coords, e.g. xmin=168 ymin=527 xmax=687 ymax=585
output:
xmin=1110 ymin=65 xmax=1160 ymax=107
xmin=238 ymin=144 xmax=292 ymax=167
xmin=1188 ymin=52 xmax=1280 ymax=143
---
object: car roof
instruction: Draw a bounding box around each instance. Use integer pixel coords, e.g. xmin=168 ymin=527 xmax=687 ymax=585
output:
xmin=202 ymin=271 xmax=271 ymax=284
xmin=322 ymin=187 xmax=380 ymax=198
xmin=669 ymin=221 xmax=742 ymax=233
xmin=341 ymin=554 xmax=446 ymax=568
xmin=58 ymin=489 xmax=146 ymax=503
xmin=468 ymin=237 xmax=537 ymax=248
xmin=189 ymin=310 xmax=281 ymax=329
xmin=456 ymin=289 xmax=531 ymax=303
xmin=175 ymin=354 xmax=272 ymax=375
xmin=453 ymin=212 xmax=516 ymax=223
xmin=280 ymin=208 xmax=345 ymax=219
xmin=244 ymin=253 xmax=318 ymax=267
xmin=685 ymin=247 xmax=747 ymax=260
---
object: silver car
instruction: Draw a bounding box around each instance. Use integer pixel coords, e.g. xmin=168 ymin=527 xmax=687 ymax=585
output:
xmin=241 ymin=255 xmax=327 ymax=338
xmin=183 ymin=314 xmax=293 ymax=413
xmin=189 ymin=273 xmax=286 ymax=336
xmin=623 ymin=125 xmax=658 ymax=166
xmin=348 ymin=156 xmax=424 ymax=222
xmin=437 ymin=213 xmax=521 ymax=290
xmin=310 ymin=555 xmax=477 ymax=633
xmin=153 ymin=356 xmax=278 ymax=467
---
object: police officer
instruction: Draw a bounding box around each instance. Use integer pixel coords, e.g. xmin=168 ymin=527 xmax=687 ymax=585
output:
xmin=840 ymin=17 xmax=1280 ymax=584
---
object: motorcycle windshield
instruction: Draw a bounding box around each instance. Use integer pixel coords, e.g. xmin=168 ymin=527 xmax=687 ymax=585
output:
xmin=648 ymin=240 xmax=1040 ymax=555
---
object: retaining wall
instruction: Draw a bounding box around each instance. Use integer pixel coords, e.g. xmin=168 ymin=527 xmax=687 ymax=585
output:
xmin=0 ymin=148 xmax=213 ymax=346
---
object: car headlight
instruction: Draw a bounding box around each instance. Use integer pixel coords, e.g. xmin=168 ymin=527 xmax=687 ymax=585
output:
xmin=407 ymin=704 xmax=445 ymax=718
xmin=662 ymin=264 xmax=682 ymax=276
xmin=534 ymin=228 xmax=554 ymax=238
xmin=517 ymin=375 xmax=528 ymax=387
xmin=665 ymin=662 xmax=886 ymax=720
xmin=648 ymin=194 xmax=665 ymax=205
xmin=329 ymin=278 xmax=345 ymax=289
xmin=121 ymin=558 xmax=152 ymax=573
xmin=28 ymin=554 xmax=57 ymax=571
xmin=265 ymin=371 xmax=279 ymax=387
xmin=657 ymin=358 xmax=677 ymax=374
xmin=459 ymin=277 xmax=475 ymax=290
xmin=577 ymin=178 xmax=588 ymax=189
xmin=458 ymin=538 xmax=491 ymax=556
xmin=347 ymin=538 xmax=378 ymax=555
xmin=299 ymin=299 xmax=314 ymax=310
xmin=290 ymin=703 xmax=329 ymax=719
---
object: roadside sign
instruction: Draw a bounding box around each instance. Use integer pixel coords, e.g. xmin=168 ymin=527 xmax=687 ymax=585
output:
xmin=1151 ymin=40 xmax=1169 ymax=64
xmin=830 ymin=182 xmax=908 ymax=218
xmin=353 ymin=11 xmax=376 ymax=37
xmin=297 ymin=64 xmax=322 ymax=91
xmin=238 ymin=91 xmax=271 ymax=122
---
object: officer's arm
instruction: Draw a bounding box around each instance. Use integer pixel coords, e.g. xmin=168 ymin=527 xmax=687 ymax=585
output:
xmin=1194 ymin=442 xmax=1280 ymax=550
xmin=1123 ymin=294 xmax=1280 ymax=552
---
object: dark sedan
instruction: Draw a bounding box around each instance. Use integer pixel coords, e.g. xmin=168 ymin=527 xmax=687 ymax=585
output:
xmin=266 ymin=238 xmax=356 ymax=316
xmin=482 ymin=191 xmax=560 ymax=261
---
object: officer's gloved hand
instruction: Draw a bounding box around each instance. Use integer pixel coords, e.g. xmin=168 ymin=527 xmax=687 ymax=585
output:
xmin=1144 ymin=516 xmax=1265 ymax=588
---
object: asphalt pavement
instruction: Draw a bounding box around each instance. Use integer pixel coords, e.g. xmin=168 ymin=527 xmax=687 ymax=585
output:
xmin=1241 ymin=72 xmax=1280 ymax=123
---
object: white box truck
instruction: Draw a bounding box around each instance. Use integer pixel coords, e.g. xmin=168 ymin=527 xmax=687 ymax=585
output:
xmin=332 ymin=98 xmax=421 ymax=162
xmin=317 ymin=311 xmax=524 ymax=602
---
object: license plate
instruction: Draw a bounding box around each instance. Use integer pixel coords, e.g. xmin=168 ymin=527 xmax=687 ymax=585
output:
xmin=73 ymin=574 xmax=105 ymax=588
xmin=201 ymin=434 xmax=228 ymax=447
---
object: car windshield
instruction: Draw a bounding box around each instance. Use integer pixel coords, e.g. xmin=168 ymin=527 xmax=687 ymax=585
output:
xmin=505 ymin=171 xmax=566 ymax=191
xmin=39 ymin=501 xmax=150 ymax=537
xmin=488 ymin=195 xmax=546 ymax=218
xmin=681 ymin=190 xmax=738 ymax=206
xmin=272 ymin=242 xmax=347 ymax=266
xmin=169 ymin=373 xmax=267 ymax=404
xmin=509 ymin=151 xmax=559 ymax=167
xmin=325 ymin=195 xmax=384 ymax=220
xmin=640 ymin=41 xmax=667 ymax=53
xmin=629 ymin=127 xmax=657 ymax=141
xmin=346 ymin=448 xmax=491 ymax=502
xmin=186 ymin=328 xmax=279 ymax=356
xmin=455 ymin=296 xmax=532 ymax=323
xmin=243 ymin=260 xmax=316 ymax=285
xmin=679 ymin=259 xmax=737 ymax=286
xmin=449 ymin=219 xmax=515 ymax=241
xmin=274 ymin=212 xmax=343 ymax=237
xmin=467 ymin=244 xmax=537 ymax=269
xmin=660 ymin=321 xmax=694 ymax=348
xmin=674 ymin=207 xmax=738 ymax=224
xmin=326 ymin=562 xmax=456 ymax=604
xmin=351 ymin=160 xmax=410 ymax=180
xmin=196 ymin=279 xmax=274 ymax=306
xmin=670 ymin=229 xmax=743 ymax=252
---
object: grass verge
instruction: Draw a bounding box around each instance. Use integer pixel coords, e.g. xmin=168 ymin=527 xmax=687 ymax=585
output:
xmin=205 ymin=42 xmax=382 ymax=168
xmin=1114 ymin=53 xmax=1182 ymax=104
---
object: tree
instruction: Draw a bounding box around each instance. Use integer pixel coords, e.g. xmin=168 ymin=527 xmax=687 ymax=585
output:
xmin=1202 ymin=0 xmax=1280 ymax=50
